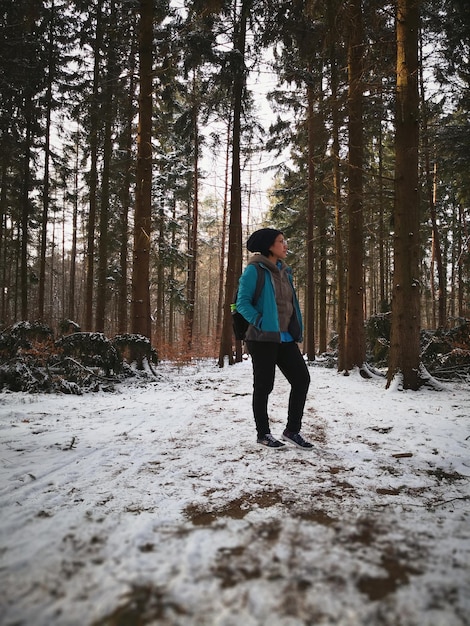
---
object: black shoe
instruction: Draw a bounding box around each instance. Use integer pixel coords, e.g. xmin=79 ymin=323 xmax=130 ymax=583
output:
xmin=257 ymin=433 xmax=287 ymax=449
xmin=282 ymin=430 xmax=313 ymax=449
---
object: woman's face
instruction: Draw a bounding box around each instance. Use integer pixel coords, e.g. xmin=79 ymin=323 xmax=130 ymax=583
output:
xmin=269 ymin=234 xmax=288 ymax=261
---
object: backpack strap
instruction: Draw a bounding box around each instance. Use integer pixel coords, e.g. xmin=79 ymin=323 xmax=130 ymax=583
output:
xmin=252 ymin=262 xmax=265 ymax=305
xmin=233 ymin=261 xmax=266 ymax=306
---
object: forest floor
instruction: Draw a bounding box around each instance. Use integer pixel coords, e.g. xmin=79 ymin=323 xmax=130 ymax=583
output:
xmin=1 ymin=358 xmax=469 ymax=625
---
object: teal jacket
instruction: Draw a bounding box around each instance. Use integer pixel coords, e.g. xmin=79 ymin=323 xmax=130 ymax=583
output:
xmin=236 ymin=257 xmax=303 ymax=343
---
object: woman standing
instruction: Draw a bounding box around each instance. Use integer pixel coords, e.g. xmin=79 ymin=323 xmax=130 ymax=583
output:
xmin=236 ymin=228 xmax=312 ymax=450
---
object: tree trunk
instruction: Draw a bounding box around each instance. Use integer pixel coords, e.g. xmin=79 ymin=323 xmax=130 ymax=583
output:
xmin=328 ymin=0 xmax=346 ymax=372
xmin=305 ymin=82 xmax=316 ymax=361
xmin=96 ymin=2 xmax=116 ymax=333
xmin=20 ymin=97 xmax=32 ymax=320
xmin=317 ymin=89 xmax=327 ymax=355
xmin=68 ymin=132 xmax=79 ymax=321
xmin=344 ymin=0 xmax=366 ymax=371
xmin=131 ymin=0 xmax=153 ymax=341
xmin=85 ymin=0 xmax=103 ymax=331
xmin=155 ymin=206 xmax=165 ymax=350
xmin=386 ymin=0 xmax=421 ymax=390
xmin=0 ymin=161 xmax=8 ymax=322
xmin=378 ymin=85 xmax=387 ymax=311
xmin=216 ymin=114 xmax=232 ymax=342
xmin=186 ymin=71 xmax=199 ymax=349
xmin=457 ymin=204 xmax=465 ymax=318
xmin=419 ymin=33 xmax=446 ymax=330
xmin=430 ymin=162 xmax=446 ymax=328
xmin=38 ymin=1 xmax=55 ymax=322
xmin=168 ymin=199 xmax=177 ymax=345
xmin=218 ymin=0 xmax=249 ymax=367
xmin=117 ymin=28 xmax=137 ymax=334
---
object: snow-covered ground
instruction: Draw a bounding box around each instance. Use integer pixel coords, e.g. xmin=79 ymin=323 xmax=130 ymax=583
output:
xmin=0 ymin=358 xmax=469 ymax=626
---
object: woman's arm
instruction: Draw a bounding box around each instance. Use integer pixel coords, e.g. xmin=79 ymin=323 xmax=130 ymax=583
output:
xmin=236 ymin=265 xmax=262 ymax=326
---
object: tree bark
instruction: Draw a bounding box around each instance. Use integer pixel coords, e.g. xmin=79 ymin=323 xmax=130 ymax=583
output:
xmin=386 ymin=0 xmax=421 ymax=389
xmin=117 ymin=35 xmax=136 ymax=334
xmin=305 ymin=82 xmax=316 ymax=361
xmin=218 ymin=0 xmax=249 ymax=367
xmin=38 ymin=1 xmax=55 ymax=322
xmin=85 ymin=0 xmax=102 ymax=331
xmin=1 ymin=162 xmax=8 ymax=321
xmin=216 ymin=113 xmax=232 ymax=343
xmin=131 ymin=0 xmax=153 ymax=341
xmin=68 ymin=131 xmax=79 ymax=321
xmin=317 ymin=87 xmax=327 ymax=355
xmin=20 ymin=97 xmax=32 ymax=321
xmin=185 ymin=71 xmax=200 ymax=349
xmin=344 ymin=0 xmax=366 ymax=371
xmin=377 ymin=86 xmax=387 ymax=311
xmin=457 ymin=204 xmax=465 ymax=318
xmin=96 ymin=1 xmax=116 ymax=333
xmin=328 ymin=0 xmax=346 ymax=372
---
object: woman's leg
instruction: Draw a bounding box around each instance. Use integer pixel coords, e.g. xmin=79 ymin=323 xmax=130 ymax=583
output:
xmin=246 ymin=341 xmax=278 ymax=438
xmin=276 ymin=342 xmax=310 ymax=433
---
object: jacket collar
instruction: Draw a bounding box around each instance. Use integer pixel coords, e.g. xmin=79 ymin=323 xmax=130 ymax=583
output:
xmin=248 ymin=254 xmax=287 ymax=273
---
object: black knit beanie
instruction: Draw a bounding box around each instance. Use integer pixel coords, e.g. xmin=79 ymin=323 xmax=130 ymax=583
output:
xmin=246 ymin=228 xmax=283 ymax=257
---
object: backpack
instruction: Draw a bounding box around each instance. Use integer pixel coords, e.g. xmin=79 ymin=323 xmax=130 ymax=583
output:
xmin=231 ymin=263 xmax=265 ymax=341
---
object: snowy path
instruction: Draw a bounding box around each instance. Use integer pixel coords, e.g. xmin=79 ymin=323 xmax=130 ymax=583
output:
xmin=0 ymin=359 xmax=469 ymax=625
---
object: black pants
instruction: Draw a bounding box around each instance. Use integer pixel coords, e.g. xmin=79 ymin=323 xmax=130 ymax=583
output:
xmin=246 ymin=341 xmax=310 ymax=438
